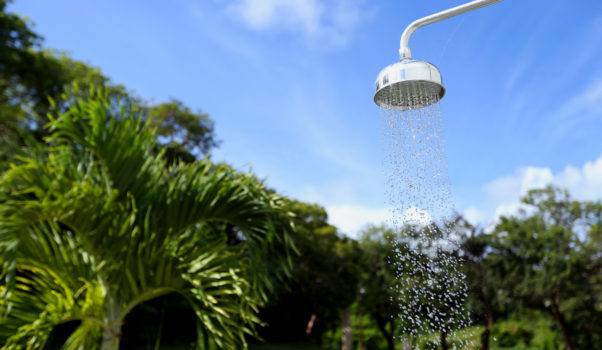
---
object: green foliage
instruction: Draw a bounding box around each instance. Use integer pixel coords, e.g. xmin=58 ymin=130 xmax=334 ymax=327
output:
xmin=413 ymin=326 xmax=480 ymax=350
xmin=0 ymin=0 xmax=61 ymax=134
xmin=147 ymin=98 xmax=218 ymax=156
xmin=487 ymin=316 xmax=562 ymax=350
xmin=484 ymin=186 xmax=602 ymax=348
xmin=322 ymin=301 xmax=390 ymax=350
xmin=356 ymin=225 xmax=400 ymax=350
xmin=0 ymin=91 xmax=294 ymax=349
xmin=452 ymin=186 xmax=602 ymax=350
xmin=0 ymin=3 xmax=218 ymax=163
xmin=258 ymin=200 xmax=360 ymax=344
xmin=318 ymin=193 xmax=602 ymax=350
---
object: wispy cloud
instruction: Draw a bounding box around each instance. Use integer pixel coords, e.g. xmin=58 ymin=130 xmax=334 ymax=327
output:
xmin=464 ymin=155 xmax=602 ymax=226
xmin=503 ymin=14 xmax=602 ymax=131
xmin=464 ymin=206 xmax=484 ymax=225
xmin=226 ymin=0 xmax=373 ymax=48
xmin=553 ymin=78 xmax=602 ymax=117
xmin=546 ymin=78 xmax=602 ymax=140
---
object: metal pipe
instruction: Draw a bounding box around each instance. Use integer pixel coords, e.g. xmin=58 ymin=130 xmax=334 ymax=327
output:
xmin=399 ymin=0 xmax=503 ymax=60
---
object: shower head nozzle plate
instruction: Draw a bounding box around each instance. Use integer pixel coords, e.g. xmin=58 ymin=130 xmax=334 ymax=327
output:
xmin=374 ymin=60 xmax=445 ymax=110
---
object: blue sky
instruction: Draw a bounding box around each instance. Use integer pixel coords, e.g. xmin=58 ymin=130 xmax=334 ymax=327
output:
xmin=11 ymin=0 xmax=602 ymax=236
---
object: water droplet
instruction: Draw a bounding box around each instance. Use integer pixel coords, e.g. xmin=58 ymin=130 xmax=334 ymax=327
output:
xmin=380 ymin=96 xmax=470 ymax=342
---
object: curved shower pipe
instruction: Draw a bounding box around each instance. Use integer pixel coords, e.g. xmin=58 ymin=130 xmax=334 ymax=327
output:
xmin=399 ymin=0 xmax=504 ymax=60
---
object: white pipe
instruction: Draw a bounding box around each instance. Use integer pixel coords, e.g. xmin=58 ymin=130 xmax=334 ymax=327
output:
xmin=399 ymin=0 xmax=504 ymax=60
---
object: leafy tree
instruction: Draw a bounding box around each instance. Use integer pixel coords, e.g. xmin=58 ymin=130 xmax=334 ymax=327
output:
xmin=0 ymin=0 xmax=64 ymax=136
xmin=147 ymin=98 xmax=218 ymax=157
xmin=457 ymin=219 xmax=504 ymax=350
xmin=0 ymin=2 xmax=218 ymax=161
xmin=0 ymin=91 xmax=293 ymax=349
xmin=487 ymin=186 xmax=602 ymax=350
xmin=22 ymin=52 xmax=217 ymax=159
xmin=358 ymin=225 xmax=401 ymax=350
xmin=258 ymin=200 xmax=360 ymax=345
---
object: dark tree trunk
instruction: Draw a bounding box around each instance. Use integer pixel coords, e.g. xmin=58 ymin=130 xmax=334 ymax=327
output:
xmin=440 ymin=330 xmax=448 ymax=350
xmin=357 ymin=292 xmax=364 ymax=350
xmin=550 ymin=302 xmax=572 ymax=350
xmin=480 ymin=312 xmax=493 ymax=350
xmin=376 ymin=319 xmax=395 ymax=350
xmin=385 ymin=330 xmax=395 ymax=350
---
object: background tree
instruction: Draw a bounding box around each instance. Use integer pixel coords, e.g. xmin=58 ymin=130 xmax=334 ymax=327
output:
xmin=358 ymin=225 xmax=403 ymax=350
xmin=457 ymin=219 xmax=503 ymax=350
xmin=0 ymin=0 xmax=65 ymax=143
xmin=146 ymin=98 xmax=218 ymax=157
xmin=0 ymin=2 xmax=218 ymax=164
xmin=257 ymin=200 xmax=360 ymax=346
xmin=486 ymin=186 xmax=602 ymax=350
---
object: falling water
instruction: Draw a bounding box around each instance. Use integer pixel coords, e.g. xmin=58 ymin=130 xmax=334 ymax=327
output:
xmin=381 ymin=94 xmax=472 ymax=348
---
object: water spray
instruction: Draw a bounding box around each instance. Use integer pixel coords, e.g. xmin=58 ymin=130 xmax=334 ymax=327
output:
xmin=377 ymin=0 xmax=505 ymax=342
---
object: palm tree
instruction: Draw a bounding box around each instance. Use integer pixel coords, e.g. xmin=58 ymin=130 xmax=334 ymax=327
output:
xmin=0 ymin=92 xmax=294 ymax=349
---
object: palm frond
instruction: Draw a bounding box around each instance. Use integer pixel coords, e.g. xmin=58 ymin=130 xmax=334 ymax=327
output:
xmin=1 ymin=90 xmax=295 ymax=349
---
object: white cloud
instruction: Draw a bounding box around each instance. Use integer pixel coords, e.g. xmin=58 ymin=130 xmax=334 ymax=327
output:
xmin=317 ymin=155 xmax=602 ymax=233
xmin=294 ymin=181 xmax=357 ymax=206
xmin=325 ymin=205 xmax=436 ymax=238
xmin=327 ymin=205 xmax=389 ymax=238
xmin=556 ymin=157 xmax=602 ymax=199
xmin=227 ymin=0 xmax=371 ymax=48
xmin=228 ymin=0 xmax=321 ymax=32
xmin=464 ymin=206 xmax=484 ymax=225
xmin=468 ymin=155 xmax=602 ymax=225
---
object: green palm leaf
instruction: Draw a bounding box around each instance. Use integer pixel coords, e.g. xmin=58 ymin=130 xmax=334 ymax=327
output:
xmin=1 ymin=90 xmax=294 ymax=349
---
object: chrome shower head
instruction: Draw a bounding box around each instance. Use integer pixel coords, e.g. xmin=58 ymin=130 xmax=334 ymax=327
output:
xmin=374 ymin=59 xmax=445 ymax=111
xmin=374 ymin=0 xmax=503 ymax=110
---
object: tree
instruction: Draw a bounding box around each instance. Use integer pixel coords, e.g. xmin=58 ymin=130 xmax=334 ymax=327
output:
xmin=0 ymin=0 xmax=64 ymax=136
xmin=358 ymin=225 xmax=402 ymax=350
xmin=487 ymin=186 xmax=602 ymax=350
xmin=0 ymin=91 xmax=294 ymax=349
xmin=18 ymin=52 xmax=218 ymax=159
xmin=457 ymin=219 xmax=504 ymax=350
xmin=1 ymin=2 xmax=218 ymax=161
xmin=146 ymin=98 xmax=218 ymax=157
xmin=257 ymin=200 xmax=360 ymax=345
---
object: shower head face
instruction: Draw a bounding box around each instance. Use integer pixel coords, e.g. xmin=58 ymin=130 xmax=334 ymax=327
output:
xmin=374 ymin=60 xmax=445 ymax=110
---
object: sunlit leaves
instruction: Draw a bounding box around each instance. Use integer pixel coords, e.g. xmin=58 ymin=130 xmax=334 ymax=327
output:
xmin=0 ymin=90 xmax=293 ymax=349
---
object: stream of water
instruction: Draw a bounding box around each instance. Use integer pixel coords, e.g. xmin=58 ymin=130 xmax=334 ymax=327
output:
xmin=381 ymin=95 xmax=473 ymax=348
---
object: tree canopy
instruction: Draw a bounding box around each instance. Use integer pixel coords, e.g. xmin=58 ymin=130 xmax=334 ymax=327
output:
xmin=0 ymin=91 xmax=294 ymax=349
xmin=0 ymin=1 xmax=218 ymax=162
